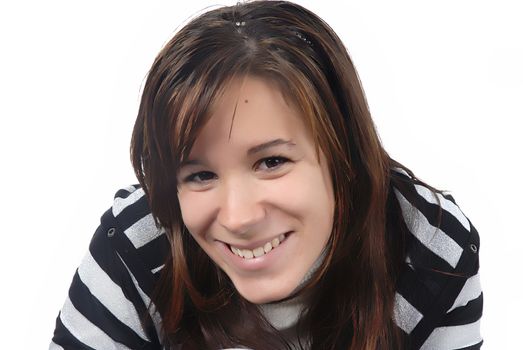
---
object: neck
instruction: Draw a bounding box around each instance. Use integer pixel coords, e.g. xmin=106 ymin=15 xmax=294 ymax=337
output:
xmin=258 ymin=248 xmax=327 ymax=330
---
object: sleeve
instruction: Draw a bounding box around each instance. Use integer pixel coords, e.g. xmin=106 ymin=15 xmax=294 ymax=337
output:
xmin=419 ymin=217 xmax=484 ymax=350
xmin=391 ymin=172 xmax=484 ymax=350
xmin=49 ymin=207 xmax=161 ymax=350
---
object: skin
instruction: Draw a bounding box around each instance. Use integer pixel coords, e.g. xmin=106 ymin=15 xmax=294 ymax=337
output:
xmin=177 ymin=75 xmax=335 ymax=304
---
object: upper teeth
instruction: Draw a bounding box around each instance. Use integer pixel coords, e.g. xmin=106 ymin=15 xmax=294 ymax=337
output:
xmin=230 ymin=234 xmax=286 ymax=259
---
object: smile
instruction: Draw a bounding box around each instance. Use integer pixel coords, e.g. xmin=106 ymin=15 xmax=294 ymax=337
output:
xmin=228 ymin=233 xmax=289 ymax=259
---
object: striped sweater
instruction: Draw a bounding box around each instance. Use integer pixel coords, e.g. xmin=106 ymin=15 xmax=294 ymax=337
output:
xmin=50 ymin=170 xmax=483 ymax=349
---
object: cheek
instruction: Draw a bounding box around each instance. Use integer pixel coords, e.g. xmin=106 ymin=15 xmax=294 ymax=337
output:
xmin=177 ymin=191 xmax=214 ymax=239
xmin=265 ymin=167 xmax=334 ymax=222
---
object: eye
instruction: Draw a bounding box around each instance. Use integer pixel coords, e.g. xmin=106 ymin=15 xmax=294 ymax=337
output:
xmin=256 ymin=156 xmax=290 ymax=171
xmin=183 ymin=171 xmax=216 ymax=184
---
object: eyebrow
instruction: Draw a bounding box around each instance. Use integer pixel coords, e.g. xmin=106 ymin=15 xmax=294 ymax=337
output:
xmin=179 ymin=139 xmax=296 ymax=168
xmin=247 ymin=138 xmax=296 ymax=155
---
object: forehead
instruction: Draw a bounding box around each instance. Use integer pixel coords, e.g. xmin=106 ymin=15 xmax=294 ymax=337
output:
xmin=191 ymin=75 xmax=310 ymax=151
xmin=211 ymin=75 xmax=298 ymax=121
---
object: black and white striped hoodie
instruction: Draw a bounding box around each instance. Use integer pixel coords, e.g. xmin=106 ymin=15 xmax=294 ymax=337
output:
xmin=50 ymin=169 xmax=483 ymax=349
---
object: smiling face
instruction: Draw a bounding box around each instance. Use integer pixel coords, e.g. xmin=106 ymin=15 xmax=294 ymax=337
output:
xmin=176 ymin=75 xmax=335 ymax=304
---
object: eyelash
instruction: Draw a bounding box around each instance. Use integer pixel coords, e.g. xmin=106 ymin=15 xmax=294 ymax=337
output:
xmin=257 ymin=155 xmax=290 ymax=171
xmin=183 ymin=155 xmax=291 ymax=184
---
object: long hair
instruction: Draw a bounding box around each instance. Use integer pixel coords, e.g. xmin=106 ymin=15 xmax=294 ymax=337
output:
xmin=130 ymin=1 xmax=441 ymax=348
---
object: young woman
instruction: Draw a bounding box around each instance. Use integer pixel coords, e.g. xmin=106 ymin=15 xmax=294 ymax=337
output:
xmin=50 ymin=1 xmax=483 ymax=349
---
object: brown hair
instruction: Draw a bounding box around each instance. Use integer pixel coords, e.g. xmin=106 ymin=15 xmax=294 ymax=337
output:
xmin=130 ymin=1 xmax=441 ymax=348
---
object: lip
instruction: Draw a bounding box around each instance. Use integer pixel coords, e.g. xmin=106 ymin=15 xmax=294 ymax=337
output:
xmin=219 ymin=231 xmax=294 ymax=272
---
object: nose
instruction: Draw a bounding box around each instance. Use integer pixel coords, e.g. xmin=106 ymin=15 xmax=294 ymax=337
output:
xmin=217 ymin=178 xmax=266 ymax=235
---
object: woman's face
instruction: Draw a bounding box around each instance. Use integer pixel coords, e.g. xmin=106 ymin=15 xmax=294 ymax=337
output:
xmin=177 ymin=75 xmax=335 ymax=304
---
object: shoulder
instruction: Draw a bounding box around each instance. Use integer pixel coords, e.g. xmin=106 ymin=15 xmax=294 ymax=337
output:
xmin=391 ymin=167 xmax=480 ymax=273
xmin=51 ymin=185 xmax=168 ymax=349
xmin=110 ymin=185 xmax=165 ymax=249
xmin=82 ymin=184 xmax=170 ymax=289
xmin=390 ymin=168 xmax=483 ymax=349
xmin=95 ymin=185 xmax=170 ymax=334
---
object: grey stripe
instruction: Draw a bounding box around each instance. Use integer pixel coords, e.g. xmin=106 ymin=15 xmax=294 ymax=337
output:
xmin=59 ymin=297 xmax=133 ymax=350
xmin=48 ymin=341 xmax=64 ymax=350
xmin=151 ymin=264 xmax=165 ymax=274
xmin=420 ymin=319 xmax=482 ymax=350
xmin=393 ymin=292 xmax=423 ymax=334
xmin=394 ymin=189 xmax=463 ymax=268
xmin=447 ymin=272 xmax=482 ymax=313
xmin=78 ymin=251 xmax=150 ymax=341
xmin=124 ymin=213 xmax=165 ymax=249
xmin=113 ymin=188 xmax=145 ymax=217
xmin=414 ymin=184 xmax=470 ymax=232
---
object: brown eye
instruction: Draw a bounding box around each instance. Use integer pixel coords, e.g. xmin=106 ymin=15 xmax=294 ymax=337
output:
xmin=257 ymin=156 xmax=290 ymax=171
xmin=184 ymin=171 xmax=216 ymax=183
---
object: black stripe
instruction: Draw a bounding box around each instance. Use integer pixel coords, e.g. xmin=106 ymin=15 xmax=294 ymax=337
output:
xmin=407 ymin=234 xmax=458 ymax=273
xmin=114 ymin=185 xmax=140 ymax=200
xmin=113 ymin=231 xmax=159 ymax=300
xmin=410 ymin=189 xmax=471 ymax=247
xmin=396 ymin=265 xmax=438 ymax=319
xmin=116 ymin=195 xmax=153 ymax=232
xmin=137 ymin=233 xmax=170 ymax=271
xmin=88 ymin=217 xmax=124 ymax=286
xmin=68 ymin=272 xmax=151 ymax=348
xmin=443 ymin=293 xmax=483 ymax=326
xmin=102 ymin=208 xmax=159 ymax=303
xmin=396 ymin=180 xmax=471 ymax=249
xmin=441 ymin=192 xmax=456 ymax=203
xmin=51 ymin=313 xmax=97 ymax=350
xmin=455 ymin=340 xmax=483 ymax=350
xmin=152 ymin=267 xmax=165 ymax=283
xmin=116 ymin=253 xmax=163 ymax=349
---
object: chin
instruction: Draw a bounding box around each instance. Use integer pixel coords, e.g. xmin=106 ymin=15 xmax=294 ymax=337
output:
xmin=232 ymin=279 xmax=296 ymax=304
xmin=242 ymin=292 xmax=286 ymax=305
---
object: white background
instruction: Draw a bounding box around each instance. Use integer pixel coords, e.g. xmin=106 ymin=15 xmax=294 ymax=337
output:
xmin=1 ymin=0 xmax=521 ymax=348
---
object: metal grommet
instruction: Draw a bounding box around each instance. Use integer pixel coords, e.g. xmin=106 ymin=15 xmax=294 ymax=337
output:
xmin=107 ymin=227 xmax=116 ymax=238
xmin=469 ymin=243 xmax=478 ymax=253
